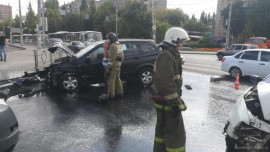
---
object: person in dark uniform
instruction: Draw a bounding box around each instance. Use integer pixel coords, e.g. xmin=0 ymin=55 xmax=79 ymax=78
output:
xmin=152 ymin=27 xmax=190 ymax=152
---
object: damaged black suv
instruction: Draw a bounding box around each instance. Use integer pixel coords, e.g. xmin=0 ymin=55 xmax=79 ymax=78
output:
xmin=45 ymin=39 xmax=159 ymax=91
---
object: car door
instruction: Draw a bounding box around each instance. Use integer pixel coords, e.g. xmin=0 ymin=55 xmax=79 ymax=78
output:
xmin=120 ymin=42 xmax=141 ymax=79
xmin=231 ymin=45 xmax=243 ymax=55
xmin=237 ymin=51 xmax=259 ymax=76
xmin=137 ymin=42 xmax=159 ymax=62
xmin=78 ymin=44 xmax=105 ymax=84
xmin=258 ymin=51 xmax=270 ymax=77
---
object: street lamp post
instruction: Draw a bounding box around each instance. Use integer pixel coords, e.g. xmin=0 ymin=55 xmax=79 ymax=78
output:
xmin=115 ymin=0 xmax=118 ymax=33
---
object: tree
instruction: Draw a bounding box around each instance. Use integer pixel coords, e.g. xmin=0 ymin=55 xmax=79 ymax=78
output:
xmin=93 ymin=2 xmax=115 ymax=37
xmin=248 ymin=0 xmax=270 ymax=38
xmin=61 ymin=14 xmax=82 ymax=31
xmin=44 ymin=0 xmax=59 ymax=9
xmin=80 ymin=0 xmax=88 ymax=12
xmin=13 ymin=15 xmax=20 ymax=28
xmin=221 ymin=1 xmax=247 ymax=42
xmin=166 ymin=9 xmax=188 ymax=26
xmin=118 ymin=1 xmax=152 ymax=38
xmin=45 ymin=8 xmax=62 ymax=33
xmin=25 ymin=2 xmax=37 ymax=34
xmin=156 ymin=20 xmax=170 ymax=43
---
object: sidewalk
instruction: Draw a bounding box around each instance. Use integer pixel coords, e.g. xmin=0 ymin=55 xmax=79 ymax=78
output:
xmin=0 ymin=43 xmax=37 ymax=81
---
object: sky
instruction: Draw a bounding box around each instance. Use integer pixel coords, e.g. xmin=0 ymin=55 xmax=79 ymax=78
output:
xmin=0 ymin=0 xmax=218 ymax=19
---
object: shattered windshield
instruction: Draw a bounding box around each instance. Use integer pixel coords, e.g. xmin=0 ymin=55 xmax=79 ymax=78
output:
xmin=76 ymin=41 xmax=104 ymax=58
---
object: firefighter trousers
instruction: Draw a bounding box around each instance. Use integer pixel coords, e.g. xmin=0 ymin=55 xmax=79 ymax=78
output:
xmin=107 ymin=67 xmax=123 ymax=99
xmin=153 ymin=104 xmax=186 ymax=152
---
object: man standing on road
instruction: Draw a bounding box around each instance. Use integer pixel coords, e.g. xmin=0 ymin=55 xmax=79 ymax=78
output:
xmin=104 ymin=32 xmax=124 ymax=100
xmin=152 ymin=27 xmax=189 ymax=152
xmin=0 ymin=31 xmax=7 ymax=62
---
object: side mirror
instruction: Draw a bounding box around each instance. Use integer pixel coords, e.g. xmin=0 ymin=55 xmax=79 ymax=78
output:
xmin=250 ymin=75 xmax=260 ymax=86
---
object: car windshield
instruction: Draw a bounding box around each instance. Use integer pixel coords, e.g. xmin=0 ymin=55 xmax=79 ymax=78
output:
xmin=76 ymin=41 xmax=104 ymax=58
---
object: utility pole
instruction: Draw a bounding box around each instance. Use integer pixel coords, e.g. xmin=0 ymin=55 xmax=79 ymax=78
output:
xmin=225 ymin=0 xmax=232 ymax=49
xmin=1 ymin=9 xmax=4 ymax=35
xmin=19 ymin=0 xmax=23 ymax=46
xmin=9 ymin=3 xmax=12 ymax=43
xmin=37 ymin=0 xmax=41 ymax=49
xmin=152 ymin=0 xmax=156 ymax=42
xmin=41 ymin=0 xmax=45 ymax=48
xmin=115 ymin=0 xmax=118 ymax=33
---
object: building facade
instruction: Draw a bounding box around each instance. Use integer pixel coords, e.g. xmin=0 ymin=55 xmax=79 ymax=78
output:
xmin=214 ymin=0 xmax=254 ymax=42
xmin=0 ymin=5 xmax=12 ymax=21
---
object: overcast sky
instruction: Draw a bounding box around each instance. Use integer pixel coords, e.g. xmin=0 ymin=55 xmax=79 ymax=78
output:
xmin=1 ymin=0 xmax=218 ymax=19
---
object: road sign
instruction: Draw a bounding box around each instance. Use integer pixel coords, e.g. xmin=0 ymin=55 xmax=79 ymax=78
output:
xmin=152 ymin=25 xmax=156 ymax=30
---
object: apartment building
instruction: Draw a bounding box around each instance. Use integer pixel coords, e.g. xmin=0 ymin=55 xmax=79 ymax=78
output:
xmin=0 ymin=5 xmax=12 ymax=20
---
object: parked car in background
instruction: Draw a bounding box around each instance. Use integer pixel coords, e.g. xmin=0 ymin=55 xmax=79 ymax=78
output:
xmin=245 ymin=37 xmax=270 ymax=48
xmin=221 ymin=49 xmax=270 ymax=78
xmin=49 ymin=38 xmax=63 ymax=45
xmin=216 ymin=44 xmax=258 ymax=61
xmin=45 ymin=39 xmax=160 ymax=91
xmin=0 ymin=100 xmax=19 ymax=151
xmin=67 ymin=41 xmax=86 ymax=53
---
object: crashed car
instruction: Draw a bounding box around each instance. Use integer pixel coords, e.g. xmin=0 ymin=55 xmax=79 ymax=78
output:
xmin=45 ymin=39 xmax=160 ymax=91
xmin=0 ymin=100 xmax=19 ymax=151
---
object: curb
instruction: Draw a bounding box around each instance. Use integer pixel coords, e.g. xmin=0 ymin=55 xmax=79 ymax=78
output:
xmin=179 ymin=51 xmax=216 ymax=55
xmin=8 ymin=44 xmax=26 ymax=50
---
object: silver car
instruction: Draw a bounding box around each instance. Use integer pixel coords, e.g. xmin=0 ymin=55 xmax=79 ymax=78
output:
xmin=0 ymin=100 xmax=19 ymax=151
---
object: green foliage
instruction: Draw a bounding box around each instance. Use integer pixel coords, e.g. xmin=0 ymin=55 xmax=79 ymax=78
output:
xmin=44 ymin=0 xmax=59 ymax=9
xmin=62 ymin=14 xmax=82 ymax=31
xmin=93 ymin=2 xmax=115 ymax=37
xmin=199 ymin=35 xmax=213 ymax=44
xmin=80 ymin=0 xmax=88 ymax=12
xmin=45 ymin=8 xmax=63 ymax=33
xmin=25 ymin=2 xmax=37 ymax=34
xmin=81 ymin=9 xmax=95 ymax=31
xmin=118 ymin=1 xmax=151 ymax=39
xmin=248 ymin=0 xmax=270 ymax=38
xmin=13 ymin=15 xmax=20 ymax=28
xmin=156 ymin=20 xmax=170 ymax=43
xmin=184 ymin=18 xmax=207 ymax=32
xmin=184 ymin=43 xmax=223 ymax=48
xmin=166 ymin=9 xmax=188 ymax=26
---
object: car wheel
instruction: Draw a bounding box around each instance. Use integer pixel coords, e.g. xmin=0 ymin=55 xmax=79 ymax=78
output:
xmin=59 ymin=74 xmax=80 ymax=91
xmin=217 ymin=53 xmax=224 ymax=61
xmin=138 ymin=68 xmax=153 ymax=87
xmin=230 ymin=67 xmax=242 ymax=78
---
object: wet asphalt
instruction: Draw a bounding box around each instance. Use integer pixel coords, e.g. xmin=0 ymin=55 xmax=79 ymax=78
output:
xmin=5 ymin=72 xmax=255 ymax=152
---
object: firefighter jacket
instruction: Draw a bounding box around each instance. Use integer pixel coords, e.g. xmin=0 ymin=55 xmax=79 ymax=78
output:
xmin=107 ymin=41 xmax=124 ymax=69
xmin=153 ymin=46 xmax=182 ymax=106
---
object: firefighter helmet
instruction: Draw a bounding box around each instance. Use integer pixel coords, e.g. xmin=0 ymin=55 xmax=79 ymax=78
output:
xmin=106 ymin=32 xmax=118 ymax=43
xmin=163 ymin=27 xmax=190 ymax=46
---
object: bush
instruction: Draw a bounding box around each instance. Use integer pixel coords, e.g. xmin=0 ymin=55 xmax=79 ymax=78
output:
xmin=184 ymin=44 xmax=223 ymax=48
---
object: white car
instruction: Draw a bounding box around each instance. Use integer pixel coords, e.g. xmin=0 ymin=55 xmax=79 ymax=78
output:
xmin=221 ymin=49 xmax=270 ymax=78
xmin=224 ymin=74 xmax=270 ymax=151
xmin=0 ymin=100 xmax=19 ymax=151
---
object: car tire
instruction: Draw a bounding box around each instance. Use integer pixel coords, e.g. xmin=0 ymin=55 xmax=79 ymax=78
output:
xmin=217 ymin=53 xmax=224 ymax=61
xmin=229 ymin=67 xmax=242 ymax=78
xmin=59 ymin=74 xmax=80 ymax=91
xmin=138 ymin=68 xmax=153 ymax=87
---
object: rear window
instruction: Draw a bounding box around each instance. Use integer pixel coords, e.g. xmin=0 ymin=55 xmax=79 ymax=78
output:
xmin=139 ymin=43 xmax=156 ymax=52
xmin=240 ymin=51 xmax=259 ymax=61
xmin=234 ymin=45 xmax=243 ymax=50
xmin=261 ymin=51 xmax=270 ymax=62
xmin=250 ymin=46 xmax=258 ymax=49
xmin=121 ymin=43 xmax=140 ymax=56
xmin=242 ymin=45 xmax=247 ymax=50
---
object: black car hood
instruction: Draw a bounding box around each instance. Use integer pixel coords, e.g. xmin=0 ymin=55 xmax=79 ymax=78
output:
xmin=48 ymin=43 xmax=76 ymax=57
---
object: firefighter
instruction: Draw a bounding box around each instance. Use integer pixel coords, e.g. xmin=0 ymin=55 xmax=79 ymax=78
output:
xmin=105 ymin=32 xmax=124 ymax=100
xmin=152 ymin=27 xmax=189 ymax=152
